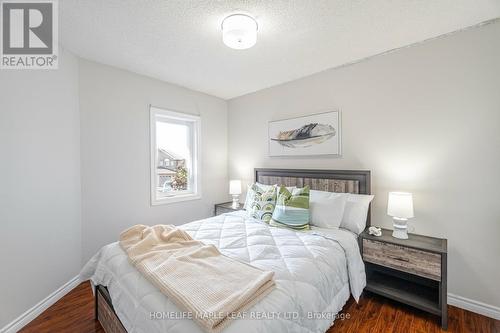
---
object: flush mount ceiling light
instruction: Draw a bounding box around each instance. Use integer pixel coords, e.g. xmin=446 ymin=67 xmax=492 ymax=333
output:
xmin=222 ymin=14 xmax=258 ymax=50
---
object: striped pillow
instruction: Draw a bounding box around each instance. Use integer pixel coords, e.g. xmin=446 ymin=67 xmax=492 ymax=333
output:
xmin=270 ymin=186 xmax=310 ymax=230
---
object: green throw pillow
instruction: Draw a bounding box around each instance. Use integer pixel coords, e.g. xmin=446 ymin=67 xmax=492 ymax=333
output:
xmin=246 ymin=184 xmax=277 ymax=223
xmin=270 ymin=186 xmax=310 ymax=230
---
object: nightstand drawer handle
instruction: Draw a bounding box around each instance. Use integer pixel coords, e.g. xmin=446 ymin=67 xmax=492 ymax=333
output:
xmin=387 ymin=255 xmax=410 ymax=262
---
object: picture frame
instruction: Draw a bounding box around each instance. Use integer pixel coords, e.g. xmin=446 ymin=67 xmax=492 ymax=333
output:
xmin=268 ymin=111 xmax=341 ymax=156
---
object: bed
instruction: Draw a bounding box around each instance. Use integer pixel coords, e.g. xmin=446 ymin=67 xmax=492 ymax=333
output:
xmin=80 ymin=168 xmax=371 ymax=333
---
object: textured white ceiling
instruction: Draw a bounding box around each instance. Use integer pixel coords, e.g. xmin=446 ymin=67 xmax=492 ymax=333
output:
xmin=60 ymin=1 xmax=500 ymax=99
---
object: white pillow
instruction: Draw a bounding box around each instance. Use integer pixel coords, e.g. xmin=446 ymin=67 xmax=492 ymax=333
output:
xmin=340 ymin=193 xmax=375 ymax=234
xmin=309 ymin=190 xmax=348 ymax=229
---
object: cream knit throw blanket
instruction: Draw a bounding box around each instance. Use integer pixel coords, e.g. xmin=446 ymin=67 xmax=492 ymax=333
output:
xmin=119 ymin=224 xmax=275 ymax=333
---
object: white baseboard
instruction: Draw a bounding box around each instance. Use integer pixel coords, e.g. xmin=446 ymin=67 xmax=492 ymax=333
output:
xmin=448 ymin=293 xmax=500 ymax=320
xmin=0 ymin=276 xmax=81 ymax=333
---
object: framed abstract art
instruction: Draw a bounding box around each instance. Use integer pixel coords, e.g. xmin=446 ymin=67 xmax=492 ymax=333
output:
xmin=268 ymin=111 xmax=341 ymax=156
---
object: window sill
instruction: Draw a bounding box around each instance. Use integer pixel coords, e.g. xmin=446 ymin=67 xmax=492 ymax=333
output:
xmin=151 ymin=193 xmax=201 ymax=206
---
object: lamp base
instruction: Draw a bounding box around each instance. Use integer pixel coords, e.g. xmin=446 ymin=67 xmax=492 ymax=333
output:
xmin=231 ymin=195 xmax=240 ymax=209
xmin=392 ymin=218 xmax=408 ymax=239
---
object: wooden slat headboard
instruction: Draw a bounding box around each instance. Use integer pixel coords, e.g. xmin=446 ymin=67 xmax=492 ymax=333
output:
xmin=254 ymin=168 xmax=371 ymax=226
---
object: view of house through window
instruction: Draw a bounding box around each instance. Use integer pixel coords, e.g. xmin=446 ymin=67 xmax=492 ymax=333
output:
xmin=150 ymin=107 xmax=200 ymax=204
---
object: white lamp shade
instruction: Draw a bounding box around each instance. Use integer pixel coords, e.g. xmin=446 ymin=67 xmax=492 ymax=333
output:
xmin=222 ymin=14 xmax=258 ymax=50
xmin=229 ymin=180 xmax=242 ymax=195
xmin=387 ymin=192 xmax=414 ymax=219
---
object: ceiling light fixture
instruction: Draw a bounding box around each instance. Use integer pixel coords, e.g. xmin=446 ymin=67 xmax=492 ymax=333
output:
xmin=222 ymin=14 xmax=258 ymax=50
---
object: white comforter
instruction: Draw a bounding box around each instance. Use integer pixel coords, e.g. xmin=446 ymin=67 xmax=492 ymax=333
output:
xmin=80 ymin=211 xmax=366 ymax=333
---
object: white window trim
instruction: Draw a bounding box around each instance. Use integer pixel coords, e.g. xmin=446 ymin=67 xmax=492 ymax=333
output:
xmin=150 ymin=106 xmax=202 ymax=206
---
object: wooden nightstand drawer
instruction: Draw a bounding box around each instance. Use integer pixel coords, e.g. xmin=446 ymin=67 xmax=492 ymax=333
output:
xmin=360 ymin=228 xmax=447 ymax=329
xmin=363 ymin=239 xmax=441 ymax=281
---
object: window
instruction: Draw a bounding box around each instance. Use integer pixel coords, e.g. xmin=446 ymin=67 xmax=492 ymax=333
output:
xmin=150 ymin=106 xmax=201 ymax=205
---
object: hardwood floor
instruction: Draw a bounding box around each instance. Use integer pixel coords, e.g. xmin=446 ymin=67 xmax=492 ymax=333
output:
xmin=20 ymin=282 xmax=499 ymax=333
xmin=19 ymin=282 xmax=104 ymax=333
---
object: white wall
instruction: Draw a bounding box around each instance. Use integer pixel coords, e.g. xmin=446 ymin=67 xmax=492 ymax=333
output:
xmin=228 ymin=21 xmax=500 ymax=308
xmin=79 ymin=60 xmax=228 ymax=263
xmin=1 ymin=19 xmax=498 ymax=328
xmin=0 ymin=49 xmax=81 ymax=327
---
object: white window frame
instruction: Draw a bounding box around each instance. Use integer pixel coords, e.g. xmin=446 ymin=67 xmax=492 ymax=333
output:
xmin=150 ymin=106 xmax=201 ymax=205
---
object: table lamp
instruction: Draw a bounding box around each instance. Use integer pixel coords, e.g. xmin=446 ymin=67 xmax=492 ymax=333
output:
xmin=229 ymin=180 xmax=242 ymax=209
xmin=387 ymin=192 xmax=414 ymax=239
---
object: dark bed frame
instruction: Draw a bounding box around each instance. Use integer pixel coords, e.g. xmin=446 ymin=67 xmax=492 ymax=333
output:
xmin=95 ymin=168 xmax=372 ymax=333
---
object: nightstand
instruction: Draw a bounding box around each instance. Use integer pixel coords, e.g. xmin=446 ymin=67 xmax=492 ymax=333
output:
xmin=214 ymin=202 xmax=242 ymax=216
xmin=359 ymin=228 xmax=448 ymax=329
